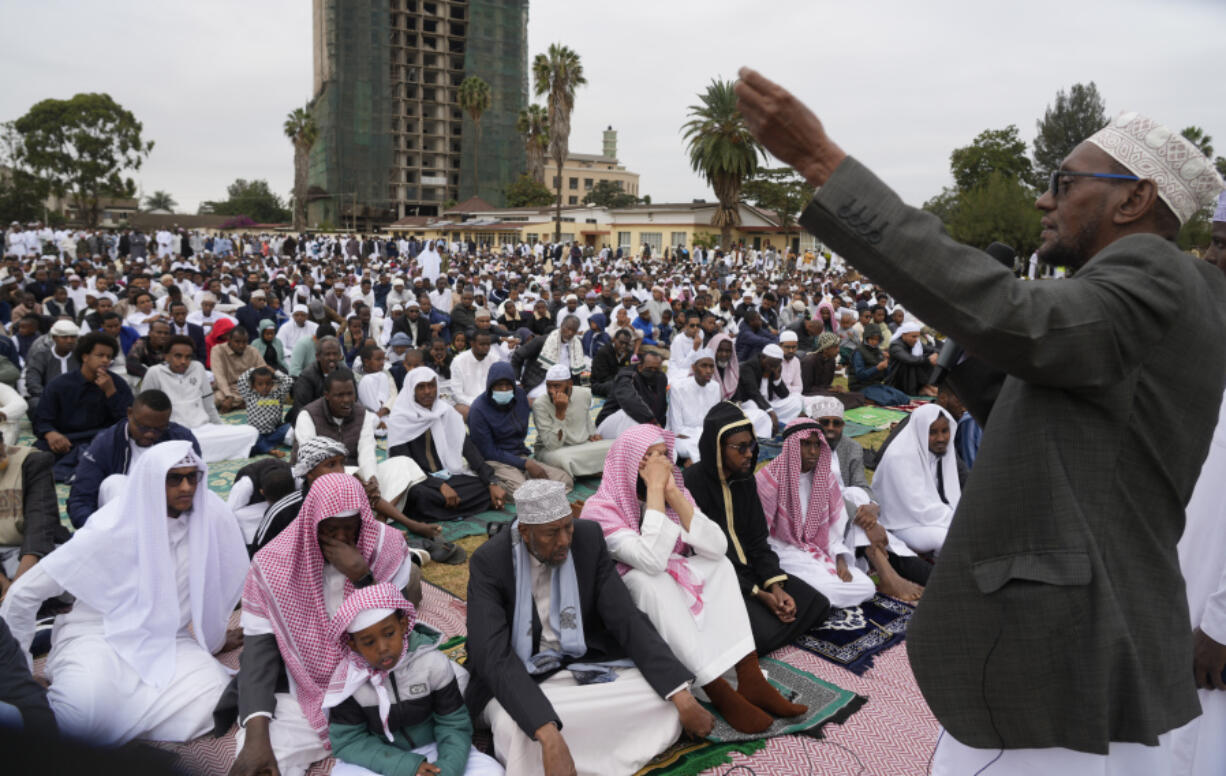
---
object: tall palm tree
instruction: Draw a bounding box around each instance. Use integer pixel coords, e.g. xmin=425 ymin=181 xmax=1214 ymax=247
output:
xmin=143 ymin=190 xmax=176 ymax=212
xmin=682 ymin=79 xmax=763 ymax=250
xmin=284 ymin=104 xmax=318 ymax=232
xmin=457 ymin=76 xmax=492 ymax=199
xmin=1181 ymin=126 xmax=1215 ymax=160
xmin=532 ymin=44 xmax=586 ymax=243
xmin=517 ymin=104 xmax=549 ymax=185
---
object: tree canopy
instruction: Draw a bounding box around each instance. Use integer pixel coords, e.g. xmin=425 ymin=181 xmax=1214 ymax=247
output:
xmin=143 ymin=190 xmax=176 ymax=212
xmin=682 ymin=78 xmax=762 ymax=248
xmin=504 ymin=174 xmax=555 ymax=208
xmin=742 ymin=167 xmax=814 ymax=248
xmin=949 ymin=126 xmax=1033 ymax=192
xmin=203 ymin=179 xmax=290 ymax=223
xmin=1032 ymin=82 xmax=1107 ymax=182
xmin=582 ymin=179 xmax=639 ymax=208
xmin=11 ymin=92 xmax=153 ymax=227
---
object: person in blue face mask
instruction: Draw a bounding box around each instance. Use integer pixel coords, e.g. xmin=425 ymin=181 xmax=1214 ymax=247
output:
xmin=467 ymin=361 xmax=575 ymax=502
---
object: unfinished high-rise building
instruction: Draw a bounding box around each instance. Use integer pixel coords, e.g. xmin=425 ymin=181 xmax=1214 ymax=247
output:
xmin=307 ymin=0 xmax=529 ymax=228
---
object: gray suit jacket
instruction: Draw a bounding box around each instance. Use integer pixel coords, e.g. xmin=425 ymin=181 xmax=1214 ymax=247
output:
xmin=835 ymin=434 xmax=874 ymax=501
xmin=801 ymin=157 xmax=1226 ymax=753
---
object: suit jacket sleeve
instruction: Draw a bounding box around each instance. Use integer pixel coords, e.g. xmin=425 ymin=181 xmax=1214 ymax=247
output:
xmin=800 ymin=157 xmax=1182 ymax=391
xmin=465 ymin=541 xmax=561 ymax=737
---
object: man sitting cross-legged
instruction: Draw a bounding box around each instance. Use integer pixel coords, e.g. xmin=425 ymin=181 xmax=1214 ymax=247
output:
xmin=141 ymin=335 xmax=259 ymax=462
xmin=873 ymin=402 xmax=960 ymax=557
xmin=684 ymin=403 xmax=831 ymax=653
xmin=666 ymin=348 xmax=723 ymax=463
xmin=0 ymin=440 xmax=247 ymax=746
xmin=467 ymin=479 xmax=715 ymax=776
xmin=531 ymin=363 xmax=613 ymax=479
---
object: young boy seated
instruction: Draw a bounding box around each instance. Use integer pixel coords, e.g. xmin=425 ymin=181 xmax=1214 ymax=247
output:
xmin=324 ymin=584 xmax=504 ymax=776
xmin=237 ymin=365 xmax=295 ymax=457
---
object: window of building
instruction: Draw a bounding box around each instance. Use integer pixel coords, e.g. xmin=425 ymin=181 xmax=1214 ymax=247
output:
xmin=584 ymin=178 xmax=593 ymax=189
xmin=569 ymin=177 xmax=578 ymax=190
xmin=617 ymin=231 xmax=632 ymax=252
xmin=641 ymin=232 xmax=663 ymax=252
xmin=560 ymin=233 xmax=575 ymax=242
xmin=552 ymin=176 xmax=560 ymax=188
xmin=671 ymin=231 xmax=688 ymax=247
xmin=568 ymin=196 xmax=578 ymax=205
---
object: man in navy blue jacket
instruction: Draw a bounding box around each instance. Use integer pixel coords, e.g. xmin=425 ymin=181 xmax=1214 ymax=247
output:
xmin=66 ymin=389 xmax=200 ymax=527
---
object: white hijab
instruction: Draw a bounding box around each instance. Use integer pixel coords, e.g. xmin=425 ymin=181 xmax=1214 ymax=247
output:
xmin=386 ymin=366 xmax=469 ymax=474
xmin=38 ymin=440 xmax=248 ymax=688
xmin=874 ymin=403 xmax=961 ymax=531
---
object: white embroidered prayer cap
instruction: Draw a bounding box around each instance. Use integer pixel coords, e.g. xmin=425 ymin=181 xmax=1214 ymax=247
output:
xmin=1215 ymin=191 xmax=1226 ymax=224
xmin=807 ymin=396 xmax=844 ymax=420
xmin=515 ymin=479 xmax=572 ymax=525
xmin=1086 ymin=112 xmax=1225 ymax=225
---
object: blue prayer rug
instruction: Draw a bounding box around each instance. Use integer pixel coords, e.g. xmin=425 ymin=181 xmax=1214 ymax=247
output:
xmin=792 ymin=594 xmax=916 ymax=675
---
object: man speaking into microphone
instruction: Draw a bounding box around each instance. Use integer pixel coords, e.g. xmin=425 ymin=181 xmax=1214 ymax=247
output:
xmin=735 ymin=68 xmax=1226 ymax=774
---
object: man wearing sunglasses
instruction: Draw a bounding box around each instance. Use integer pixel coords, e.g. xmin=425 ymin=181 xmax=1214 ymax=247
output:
xmin=737 ymin=69 xmax=1226 ymax=773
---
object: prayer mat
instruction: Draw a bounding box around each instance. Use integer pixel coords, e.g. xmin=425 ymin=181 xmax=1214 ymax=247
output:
xmin=843 ymin=406 xmax=909 ymax=430
xmin=438 ymin=634 xmax=469 ymax=667
xmin=699 ymin=658 xmax=865 ymax=743
xmin=841 ymin=420 xmax=876 ymax=438
xmin=793 ymin=594 xmax=916 ymax=675
xmin=633 ymin=739 xmax=767 ymax=776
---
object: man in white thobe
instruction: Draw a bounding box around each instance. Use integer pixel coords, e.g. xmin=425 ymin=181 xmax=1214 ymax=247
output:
xmin=417 ymin=242 xmax=443 ymax=284
xmin=666 ymin=349 xmax=722 ymax=463
xmin=449 ymin=330 xmax=501 ymax=421
xmin=277 ymin=304 xmax=318 ymax=353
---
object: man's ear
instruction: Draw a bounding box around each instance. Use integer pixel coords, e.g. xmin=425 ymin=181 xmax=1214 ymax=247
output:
xmin=1113 ymin=179 xmax=1160 ymax=227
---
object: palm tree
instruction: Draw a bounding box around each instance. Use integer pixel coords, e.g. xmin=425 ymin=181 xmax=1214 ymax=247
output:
xmin=517 ymin=104 xmax=549 ymax=185
xmin=284 ymin=104 xmax=318 ymax=232
xmin=457 ymin=76 xmax=493 ymax=200
xmin=682 ymin=79 xmax=763 ymax=250
xmin=143 ymin=190 xmax=177 ymax=212
xmin=1181 ymin=126 xmax=1215 ymax=160
xmin=532 ymin=44 xmax=586 ymax=243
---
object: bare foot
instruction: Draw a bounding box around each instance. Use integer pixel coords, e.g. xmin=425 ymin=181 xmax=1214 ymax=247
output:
xmin=267 ymin=448 xmax=286 ymax=459
xmin=877 ymin=574 xmax=924 ymax=603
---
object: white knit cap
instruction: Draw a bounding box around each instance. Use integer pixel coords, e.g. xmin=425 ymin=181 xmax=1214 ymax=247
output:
xmin=807 ymin=396 xmax=844 ymax=420
xmin=544 ymin=363 xmax=571 ymax=382
xmin=1086 ymin=112 xmax=1225 ymax=225
xmin=762 ymin=344 xmax=785 ymax=360
xmin=779 ymin=330 xmax=798 ymax=344
xmin=347 ymin=608 xmax=396 ymax=634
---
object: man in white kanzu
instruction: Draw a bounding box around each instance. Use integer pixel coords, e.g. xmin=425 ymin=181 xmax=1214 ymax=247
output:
xmin=0 ymin=440 xmax=247 ymax=745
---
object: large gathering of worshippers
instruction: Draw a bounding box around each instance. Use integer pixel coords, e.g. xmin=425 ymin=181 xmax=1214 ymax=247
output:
xmin=0 ymin=223 xmax=1062 ymax=775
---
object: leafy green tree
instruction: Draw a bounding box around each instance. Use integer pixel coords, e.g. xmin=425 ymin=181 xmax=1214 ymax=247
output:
xmin=1180 ymin=126 xmax=1214 ymax=160
xmin=0 ymin=122 xmax=50 ymax=225
xmin=143 ymin=190 xmax=176 ymax=212
xmin=950 ymin=126 xmax=1033 ymax=192
xmin=682 ymin=78 xmax=762 ymax=249
xmin=204 ymin=179 xmax=291 ymax=223
xmin=458 ymin=76 xmax=492 ymax=198
xmin=284 ymin=104 xmax=317 ymax=231
xmin=582 ymin=179 xmax=638 ymax=208
xmin=742 ymin=167 xmax=815 ymax=252
xmin=12 ymin=93 xmax=154 ymax=227
xmin=1032 ymin=82 xmax=1108 ymax=183
xmin=516 ymin=104 xmax=549 ymax=184
xmin=944 ymin=172 xmax=1042 ymax=258
xmin=533 ymin=44 xmax=586 ymax=242
xmin=504 ymin=174 xmax=555 ymax=208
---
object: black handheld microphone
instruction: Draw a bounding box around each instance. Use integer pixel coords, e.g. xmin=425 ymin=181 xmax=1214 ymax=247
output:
xmin=930 ymin=242 xmax=1015 ymax=386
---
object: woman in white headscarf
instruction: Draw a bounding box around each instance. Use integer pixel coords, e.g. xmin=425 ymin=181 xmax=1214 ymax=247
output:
xmin=387 ymin=366 xmax=505 ymax=520
xmin=0 ymin=440 xmax=248 ymax=745
xmin=873 ymin=403 xmax=960 ymax=555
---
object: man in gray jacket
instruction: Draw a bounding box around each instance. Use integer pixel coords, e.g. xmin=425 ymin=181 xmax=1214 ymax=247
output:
xmin=737 ymin=69 xmax=1226 ymax=772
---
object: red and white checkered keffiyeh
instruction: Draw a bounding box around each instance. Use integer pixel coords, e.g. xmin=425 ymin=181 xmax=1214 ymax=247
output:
xmin=322 ymin=583 xmax=417 ymax=743
xmin=756 ymin=418 xmax=841 ymax=572
xmin=242 ymin=473 xmax=409 ymax=742
xmin=581 ymin=424 xmax=706 ymax=615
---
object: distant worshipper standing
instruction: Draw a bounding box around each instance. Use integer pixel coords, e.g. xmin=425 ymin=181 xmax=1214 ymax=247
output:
xmin=33 ymin=331 xmax=133 ymax=482
xmin=666 ymin=349 xmax=724 ymax=462
xmin=0 ymin=441 xmax=247 ymax=745
xmin=141 ymin=335 xmax=260 ymax=462
xmin=871 ymin=403 xmax=958 ymax=556
xmin=683 ymin=404 xmax=830 ymax=653
xmin=466 ymin=479 xmax=715 ymax=776
xmin=531 ymin=362 xmax=613 ymax=478
xmin=324 ymin=584 xmax=505 ymax=776
xmin=757 ymin=417 xmax=876 ymax=608
xmin=387 ymin=366 xmax=507 ymax=521
xmin=66 ymin=389 xmax=202 ymax=528
xmin=220 ymin=474 xmax=421 ymax=776
xmin=594 ymin=350 xmax=668 ymax=439
xmin=1171 ymin=191 xmax=1226 ymax=776
xmin=807 ymin=396 xmax=927 ymax=602
xmin=738 ymin=73 xmax=1226 ymax=770
xmin=583 ymin=425 xmax=808 ymax=734
xmin=469 ymin=361 xmax=574 ymax=499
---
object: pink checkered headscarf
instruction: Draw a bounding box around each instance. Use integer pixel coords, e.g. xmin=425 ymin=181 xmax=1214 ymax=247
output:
xmin=242 ymin=473 xmax=409 ymax=742
xmin=581 ymin=424 xmax=706 ymax=615
xmin=757 ymin=418 xmax=841 ymax=571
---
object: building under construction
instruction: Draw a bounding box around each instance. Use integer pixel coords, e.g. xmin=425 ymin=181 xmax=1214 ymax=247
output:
xmin=307 ymin=0 xmax=528 ymax=228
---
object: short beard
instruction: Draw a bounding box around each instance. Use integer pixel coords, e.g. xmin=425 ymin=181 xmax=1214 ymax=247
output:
xmin=1037 ymin=205 xmax=1103 ymax=272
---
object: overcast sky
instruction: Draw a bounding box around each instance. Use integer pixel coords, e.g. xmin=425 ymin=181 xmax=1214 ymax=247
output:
xmin=2 ymin=0 xmax=1222 ymax=214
